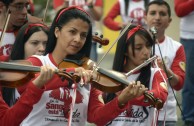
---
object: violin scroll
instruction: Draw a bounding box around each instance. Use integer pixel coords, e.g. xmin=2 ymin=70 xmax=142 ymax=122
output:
xmin=92 ymin=32 xmax=109 ymax=47
xmin=144 ymin=91 xmax=164 ymax=110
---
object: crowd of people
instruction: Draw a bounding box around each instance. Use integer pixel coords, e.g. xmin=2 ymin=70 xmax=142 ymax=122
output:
xmin=0 ymin=0 xmax=193 ymax=126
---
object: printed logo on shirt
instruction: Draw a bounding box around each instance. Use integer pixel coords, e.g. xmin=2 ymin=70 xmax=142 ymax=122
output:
xmin=160 ymin=82 xmax=168 ymax=91
xmin=130 ymin=8 xmax=144 ymax=25
xmin=114 ymin=107 xmax=149 ymax=123
xmin=45 ymin=87 xmax=84 ymax=122
xmin=0 ymin=44 xmax=12 ymax=56
xmin=179 ymin=61 xmax=185 ymax=72
xmin=98 ymin=94 xmax=104 ymax=104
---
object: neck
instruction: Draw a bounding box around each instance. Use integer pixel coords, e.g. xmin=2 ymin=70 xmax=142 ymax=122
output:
xmin=52 ymin=47 xmax=67 ymax=65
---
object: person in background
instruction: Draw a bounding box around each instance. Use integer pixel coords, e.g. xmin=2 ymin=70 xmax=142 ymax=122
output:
xmin=2 ymin=23 xmax=49 ymax=107
xmin=144 ymin=1 xmax=186 ymax=125
xmin=0 ymin=62 xmax=56 ymax=126
xmin=103 ymin=0 xmax=152 ymax=31
xmin=103 ymin=24 xmax=168 ymax=126
xmin=174 ymin=0 xmax=194 ymax=126
xmin=0 ymin=0 xmax=42 ymax=56
xmin=53 ymin=0 xmax=103 ymax=62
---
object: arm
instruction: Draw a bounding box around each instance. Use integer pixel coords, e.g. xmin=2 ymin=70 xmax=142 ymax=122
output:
xmin=129 ymin=70 xmax=168 ymax=106
xmin=174 ymin=0 xmax=194 ymax=17
xmin=103 ymin=1 xmax=124 ymax=31
xmin=53 ymin=0 xmax=65 ymax=12
xmin=88 ymin=82 xmax=147 ymax=126
xmin=87 ymin=0 xmax=103 ymax=21
xmin=169 ymin=45 xmax=185 ymax=90
xmin=0 ymin=82 xmax=44 ymax=126
xmin=87 ymin=87 xmax=128 ymax=126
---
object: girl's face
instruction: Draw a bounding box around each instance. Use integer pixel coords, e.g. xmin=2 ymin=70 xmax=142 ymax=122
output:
xmin=24 ymin=31 xmax=47 ymax=59
xmin=54 ymin=18 xmax=89 ymax=57
xmin=126 ymin=34 xmax=152 ymax=68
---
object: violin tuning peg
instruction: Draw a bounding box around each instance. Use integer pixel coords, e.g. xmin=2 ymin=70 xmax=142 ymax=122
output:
xmin=95 ymin=32 xmax=98 ymax=35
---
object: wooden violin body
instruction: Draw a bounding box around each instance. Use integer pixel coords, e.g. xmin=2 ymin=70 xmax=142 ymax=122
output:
xmin=58 ymin=57 xmax=127 ymax=93
xmin=59 ymin=57 xmax=164 ymax=110
xmin=0 ymin=60 xmax=80 ymax=88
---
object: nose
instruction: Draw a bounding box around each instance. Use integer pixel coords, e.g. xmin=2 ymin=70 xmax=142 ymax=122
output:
xmin=143 ymin=47 xmax=151 ymax=57
xmin=154 ymin=13 xmax=160 ymax=20
xmin=20 ymin=5 xmax=28 ymax=14
xmin=74 ymin=34 xmax=81 ymax=43
xmin=38 ymin=44 xmax=46 ymax=53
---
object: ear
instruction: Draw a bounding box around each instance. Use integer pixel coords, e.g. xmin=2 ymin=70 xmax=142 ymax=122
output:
xmin=54 ymin=27 xmax=60 ymax=38
xmin=166 ymin=17 xmax=172 ymax=28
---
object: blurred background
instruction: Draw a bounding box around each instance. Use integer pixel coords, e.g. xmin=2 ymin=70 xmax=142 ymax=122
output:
xmin=32 ymin=0 xmax=183 ymax=125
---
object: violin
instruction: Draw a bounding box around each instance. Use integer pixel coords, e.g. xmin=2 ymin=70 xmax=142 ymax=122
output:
xmin=0 ymin=61 xmax=80 ymax=88
xmin=58 ymin=56 xmax=164 ymax=110
xmin=92 ymin=32 xmax=109 ymax=47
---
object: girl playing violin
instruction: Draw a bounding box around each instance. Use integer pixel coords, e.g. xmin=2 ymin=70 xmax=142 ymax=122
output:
xmin=2 ymin=23 xmax=49 ymax=106
xmin=0 ymin=63 xmax=56 ymax=126
xmin=18 ymin=6 xmax=147 ymax=126
xmin=102 ymin=25 xmax=168 ymax=126
xmin=0 ymin=23 xmax=57 ymax=126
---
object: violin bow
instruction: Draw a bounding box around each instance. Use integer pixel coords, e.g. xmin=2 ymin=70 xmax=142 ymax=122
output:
xmin=0 ymin=9 xmax=11 ymax=46
xmin=42 ymin=0 xmax=50 ymax=23
xmin=93 ymin=22 xmax=132 ymax=71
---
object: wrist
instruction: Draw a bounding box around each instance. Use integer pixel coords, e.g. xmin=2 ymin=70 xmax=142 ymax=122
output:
xmin=118 ymin=97 xmax=127 ymax=108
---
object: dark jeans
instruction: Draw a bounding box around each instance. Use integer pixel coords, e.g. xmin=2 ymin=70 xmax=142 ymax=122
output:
xmin=184 ymin=121 xmax=194 ymax=126
xmin=181 ymin=38 xmax=194 ymax=122
xmin=157 ymin=121 xmax=176 ymax=126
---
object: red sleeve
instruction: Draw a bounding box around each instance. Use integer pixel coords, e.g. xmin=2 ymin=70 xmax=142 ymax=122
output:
xmin=53 ymin=0 xmax=64 ymax=9
xmin=103 ymin=1 xmax=122 ymax=31
xmin=0 ymin=82 xmax=44 ymax=126
xmin=171 ymin=45 xmax=186 ymax=90
xmin=129 ymin=70 xmax=168 ymax=106
xmin=87 ymin=87 xmax=128 ymax=126
xmin=0 ymin=55 xmax=9 ymax=62
xmin=94 ymin=0 xmax=103 ymax=6
xmin=174 ymin=0 xmax=194 ymax=17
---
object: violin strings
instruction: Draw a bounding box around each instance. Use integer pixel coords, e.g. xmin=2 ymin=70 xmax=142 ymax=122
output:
xmin=93 ymin=22 xmax=132 ymax=72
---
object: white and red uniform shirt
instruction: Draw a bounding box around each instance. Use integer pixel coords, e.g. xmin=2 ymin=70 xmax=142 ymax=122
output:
xmin=19 ymin=54 xmax=91 ymax=126
xmin=0 ymin=31 xmax=15 ymax=56
xmin=106 ymin=68 xmax=168 ymax=126
xmin=174 ymin=0 xmax=194 ymax=39
xmin=155 ymin=36 xmax=186 ymax=121
xmin=103 ymin=0 xmax=153 ymax=31
xmin=0 ymin=82 xmax=45 ymax=126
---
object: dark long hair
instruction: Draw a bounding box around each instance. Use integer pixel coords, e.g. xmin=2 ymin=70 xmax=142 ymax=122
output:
xmin=46 ymin=6 xmax=92 ymax=60
xmin=2 ymin=23 xmax=49 ymax=106
xmin=10 ymin=23 xmax=49 ymax=60
xmin=106 ymin=25 xmax=155 ymax=103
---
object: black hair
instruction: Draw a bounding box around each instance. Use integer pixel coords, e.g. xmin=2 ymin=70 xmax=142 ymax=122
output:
xmin=10 ymin=23 xmax=49 ymax=60
xmin=0 ymin=0 xmax=14 ymax=7
xmin=106 ymin=25 xmax=155 ymax=103
xmin=45 ymin=7 xmax=92 ymax=60
xmin=2 ymin=23 xmax=49 ymax=106
xmin=145 ymin=0 xmax=171 ymax=17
